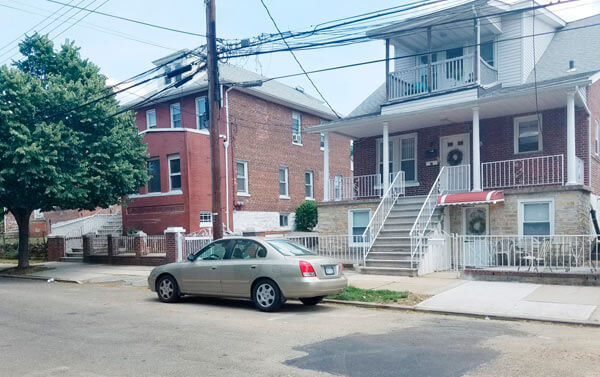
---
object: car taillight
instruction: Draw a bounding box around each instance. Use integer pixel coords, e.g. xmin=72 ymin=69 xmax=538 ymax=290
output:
xmin=299 ymin=260 xmax=316 ymax=277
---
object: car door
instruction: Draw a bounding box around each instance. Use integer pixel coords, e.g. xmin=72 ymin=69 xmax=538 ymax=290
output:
xmin=180 ymin=239 xmax=231 ymax=295
xmin=220 ymin=239 xmax=268 ymax=297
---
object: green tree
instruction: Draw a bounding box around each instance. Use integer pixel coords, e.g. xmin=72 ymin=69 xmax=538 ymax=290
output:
xmin=0 ymin=35 xmax=148 ymax=268
xmin=295 ymin=201 xmax=318 ymax=231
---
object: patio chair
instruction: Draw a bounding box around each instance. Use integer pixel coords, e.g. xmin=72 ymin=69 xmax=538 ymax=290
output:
xmin=519 ymin=239 xmax=552 ymax=272
xmin=494 ymin=239 xmax=514 ymax=267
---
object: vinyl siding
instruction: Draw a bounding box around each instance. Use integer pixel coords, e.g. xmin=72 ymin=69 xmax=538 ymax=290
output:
xmin=393 ymin=43 xmax=415 ymax=72
xmin=497 ymin=13 xmax=522 ymax=86
xmin=521 ymin=12 xmax=556 ymax=83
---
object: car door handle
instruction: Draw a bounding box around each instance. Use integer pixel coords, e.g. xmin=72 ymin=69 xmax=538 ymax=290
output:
xmin=250 ymin=265 xmax=257 ymax=269
xmin=211 ymin=266 xmax=217 ymax=270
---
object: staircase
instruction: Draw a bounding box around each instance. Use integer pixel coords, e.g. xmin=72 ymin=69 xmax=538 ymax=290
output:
xmin=361 ymin=196 xmax=442 ymax=276
xmin=60 ymin=214 xmax=122 ymax=262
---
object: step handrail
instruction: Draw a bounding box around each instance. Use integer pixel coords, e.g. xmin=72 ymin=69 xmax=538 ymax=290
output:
xmin=361 ymin=171 xmax=405 ymax=263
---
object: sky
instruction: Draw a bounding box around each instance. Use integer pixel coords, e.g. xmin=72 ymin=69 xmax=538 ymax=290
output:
xmin=1 ymin=0 xmax=599 ymax=115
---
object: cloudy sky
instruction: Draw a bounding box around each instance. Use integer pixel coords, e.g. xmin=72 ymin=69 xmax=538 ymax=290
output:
xmin=1 ymin=0 xmax=599 ymax=114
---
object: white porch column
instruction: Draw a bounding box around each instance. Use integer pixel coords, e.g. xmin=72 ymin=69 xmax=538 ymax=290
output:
xmin=323 ymin=132 xmax=330 ymax=200
xmin=382 ymin=122 xmax=390 ymax=192
xmin=472 ymin=106 xmax=482 ymax=191
xmin=566 ymin=90 xmax=577 ymax=185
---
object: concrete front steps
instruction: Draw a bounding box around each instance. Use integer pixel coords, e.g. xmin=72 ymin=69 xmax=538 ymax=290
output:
xmin=360 ymin=195 xmax=440 ymax=277
xmin=59 ymin=215 xmax=122 ymax=262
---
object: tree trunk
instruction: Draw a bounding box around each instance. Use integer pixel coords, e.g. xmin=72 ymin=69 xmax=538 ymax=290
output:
xmin=13 ymin=209 xmax=32 ymax=269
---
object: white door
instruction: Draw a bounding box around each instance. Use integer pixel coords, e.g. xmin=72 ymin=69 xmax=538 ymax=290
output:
xmin=440 ymin=133 xmax=470 ymax=192
xmin=462 ymin=206 xmax=490 ymax=267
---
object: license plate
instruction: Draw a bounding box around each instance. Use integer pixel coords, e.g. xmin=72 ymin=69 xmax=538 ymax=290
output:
xmin=324 ymin=266 xmax=335 ymax=275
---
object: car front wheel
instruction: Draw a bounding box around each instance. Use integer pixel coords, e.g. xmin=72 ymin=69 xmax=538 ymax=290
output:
xmin=300 ymin=296 xmax=324 ymax=306
xmin=252 ymin=279 xmax=282 ymax=312
xmin=157 ymin=275 xmax=180 ymax=303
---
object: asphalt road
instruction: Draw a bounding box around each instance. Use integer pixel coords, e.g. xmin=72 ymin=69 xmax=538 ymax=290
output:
xmin=2 ymin=278 xmax=600 ymax=377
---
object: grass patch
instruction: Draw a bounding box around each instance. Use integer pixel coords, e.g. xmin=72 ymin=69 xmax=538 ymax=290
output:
xmin=0 ymin=258 xmax=45 ymax=265
xmin=329 ymin=285 xmax=409 ymax=303
xmin=1 ymin=265 xmax=50 ymax=275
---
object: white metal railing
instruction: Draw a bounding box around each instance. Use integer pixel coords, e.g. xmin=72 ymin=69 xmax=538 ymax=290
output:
xmin=91 ymin=234 xmax=108 ymax=255
xmin=361 ymin=171 xmax=405 ymax=261
xmin=452 ymin=234 xmax=599 ymax=272
xmin=183 ymin=236 xmax=213 ymax=255
xmin=388 ymin=54 xmax=475 ymax=101
xmin=481 ymin=154 xmax=564 ymax=190
xmin=50 ymin=213 xmax=120 ymax=237
xmin=576 ymin=157 xmax=585 ymax=185
xmin=147 ymin=235 xmax=167 ymax=254
xmin=327 ymin=173 xmax=397 ymax=201
xmin=65 ymin=236 xmax=83 ymax=254
xmin=439 ymin=164 xmax=471 ymax=193
xmin=115 ymin=236 xmax=135 ymax=255
xmin=284 ymin=234 xmax=364 ymax=265
xmin=418 ymin=231 xmax=453 ymax=276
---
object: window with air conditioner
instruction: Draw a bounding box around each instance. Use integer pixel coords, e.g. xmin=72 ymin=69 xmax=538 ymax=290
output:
xmin=292 ymin=112 xmax=302 ymax=145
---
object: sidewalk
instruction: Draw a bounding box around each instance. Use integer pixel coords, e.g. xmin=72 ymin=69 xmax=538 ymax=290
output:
xmin=344 ymin=271 xmax=463 ymax=296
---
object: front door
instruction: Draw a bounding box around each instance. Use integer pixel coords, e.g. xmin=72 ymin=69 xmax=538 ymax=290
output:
xmin=462 ymin=206 xmax=490 ymax=267
xmin=440 ymin=133 xmax=470 ymax=192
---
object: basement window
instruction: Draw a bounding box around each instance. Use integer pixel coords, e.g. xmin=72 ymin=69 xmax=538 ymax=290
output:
xmin=348 ymin=209 xmax=371 ymax=245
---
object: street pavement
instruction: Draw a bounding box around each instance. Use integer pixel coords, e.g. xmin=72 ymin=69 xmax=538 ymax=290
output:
xmin=2 ymin=278 xmax=600 ymax=377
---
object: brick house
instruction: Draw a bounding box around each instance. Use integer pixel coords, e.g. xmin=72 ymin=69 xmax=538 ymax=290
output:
xmin=122 ymin=56 xmax=351 ymax=235
xmin=308 ymin=1 xmax=600 ymax=275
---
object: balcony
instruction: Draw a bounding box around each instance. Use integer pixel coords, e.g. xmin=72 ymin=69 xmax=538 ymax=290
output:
xmin=327 ymin=173 xmax=399 ymax=201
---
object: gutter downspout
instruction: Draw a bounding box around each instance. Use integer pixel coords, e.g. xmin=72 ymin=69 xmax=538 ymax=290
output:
xmin=224 ymin=86 xmax=234 ymax=233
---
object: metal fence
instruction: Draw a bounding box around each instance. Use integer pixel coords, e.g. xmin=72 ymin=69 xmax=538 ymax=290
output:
xmin=147 ymin=235 xmax=167 ymax=254
xmin=65 ymin=236 xmax=83 ymax=254
xmin=284 ymin=235 xmax=364 ymax=265
xmin=183 ymin=236 xmax=213 ymax=255
xmin=91 ymin=235 xmax=108 ymax=255
xmin=115 ymin=236 xmax=135 ymax=255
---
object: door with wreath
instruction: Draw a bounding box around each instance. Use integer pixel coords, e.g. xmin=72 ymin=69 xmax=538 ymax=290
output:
xmin=440 ymin=133 xmax=470 ymax=192
xmin=462 ymin=205 xmax=490 ymax=267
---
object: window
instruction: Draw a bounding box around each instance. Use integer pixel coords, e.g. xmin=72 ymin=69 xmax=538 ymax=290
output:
xmin=170 ymin=103 xmax=181 ymax=128
xmin=400 ymin=137 xmax=416 ymax=182
xmin=349 ymin=210 xmax=370 ymax=245
xmin=305 ymin=171 xmax=314 ymax=199
xmin=514 ymin=115 xmax=542 ymax=153
xmin=147 ymin=158 xmax=161 ymax=193
xmin=230 ymin=240 xmax=267 ymax=259
xmin=481 ymin=41 xmax=494 ymax=67
xmin=279 ymin=213 xmax=289 ymax=227
xmin=168 ymin=154 xmax=181 ymax=191
xmin=320 ymin=133 xmax=325 ymax=150
xmin=279 ymin=167 xmax=289 ymax=198
xmin=236 ymin=161 xmax=248 ymax=195
xmin=292 ymin=112 xmax=302 ymax=144
xmin=33 ymin=209 xmax=43 ymax=219
xmin=164 ymin=63 xmax=182 ymax=85
xmin=268 ymin=240 xmax=314 ymax=256
xmin=146 ymin=109 xmax=156 ymax=129
xmin=195 ymin=97 xmax=208 ymax=130
xmin=519 ymin=200 xmax=553 ymax=235
xmin=375 ymin=134 xmax=417 ymax=184
xmin=377 ymin=140 xmax=393 ymax=185
xmin=194 ymin=240 xmax=229 ymax=261
xmin=200 ymin=211 xmax=212 ymax=226
xmin=446 ymin=47 xmax=463 ymax=59
xmin=595 ymin=120 xmax=599 ymax=156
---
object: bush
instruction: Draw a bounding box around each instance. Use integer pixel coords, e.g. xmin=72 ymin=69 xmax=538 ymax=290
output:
xmin=295 ymin=201 xmax=318 ymax=231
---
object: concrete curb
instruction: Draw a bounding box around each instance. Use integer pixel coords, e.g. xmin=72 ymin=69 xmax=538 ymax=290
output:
xmin=0 ymin=273 xmax=81 ymax=284
xmin=323 ymin=299 xmax=600 ymax=328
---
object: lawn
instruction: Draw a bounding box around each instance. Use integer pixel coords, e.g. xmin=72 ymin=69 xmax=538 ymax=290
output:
xmin=329 ymin=285 xmax=409 ymax=303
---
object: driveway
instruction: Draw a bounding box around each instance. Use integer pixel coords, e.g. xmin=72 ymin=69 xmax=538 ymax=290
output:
xmin=2 ymin=279 xmax=600 ymax=376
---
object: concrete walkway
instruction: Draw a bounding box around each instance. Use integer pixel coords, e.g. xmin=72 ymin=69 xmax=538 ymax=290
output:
xmin=344 ymin=271 xmax=463 ymax=296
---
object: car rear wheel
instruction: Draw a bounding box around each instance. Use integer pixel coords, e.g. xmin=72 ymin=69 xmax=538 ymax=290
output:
xmin=157 ymin=275 xmax=180 ymax=303
xmin=300 ymin=296 xmax=324 ymax=306
xmin=252 ymin=279 xmax=282 ymax=312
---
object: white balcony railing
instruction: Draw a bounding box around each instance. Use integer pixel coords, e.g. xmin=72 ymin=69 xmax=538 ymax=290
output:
xmin=439 ymin=164 xmax=471 ymax=193
xmin=388 ymin=54 xmax=475 ymax=101
xmin=576 ymin=157 xmax=585 ymax=185
xmin=328 ymin=173 xmax=398 ymax=201
xmin=481 ymin=155 xmax=564 ymax=190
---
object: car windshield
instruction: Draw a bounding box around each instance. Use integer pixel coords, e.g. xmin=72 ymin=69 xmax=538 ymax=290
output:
xmin=267 ymin=240 xmax=315 ymax=256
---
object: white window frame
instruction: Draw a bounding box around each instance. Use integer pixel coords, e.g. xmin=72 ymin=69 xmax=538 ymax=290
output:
xmin=279 ymin=213 xmax=290 ymax=228
xmin=292 ymin=112 xmax=302 ymax=145
xmin=348 ymin=209 xmax=371 ymax=246
xmin=305 ymin=171 xmax=314 ymax=200
xmin=170 ymin=103 xmax=181 ymax=128
xmin=146 ymin=109 xmax=156 ymax=129
xmin=200 ymin=211 xmax=213 ymax=227
xmin=595 ymin=119 xmax=599 ymax=156
xmin=514 ymin=114 xmax=543 ymax=154
xmin=279 ymin=167 xmax=289 ymax=199
xmin=375 ymin=133 xmax=418 ymax=185
xmin=236 ymin=160 xmax=249 ymax=196
xmin=320 ymin=132 xmax=325 ymax=151
xmin=195 ymin=96 xmax=209 ymax=132
xmin=167 ymin=154 xmax=182 ymax=192
xmin=146 ymin=157 xmax=161 ymax=193
xmin=518 ymin=198 xmax=554 ymax=236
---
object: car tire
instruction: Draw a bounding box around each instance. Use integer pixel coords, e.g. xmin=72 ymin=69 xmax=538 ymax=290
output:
xmin=299 ymin=296 xmax=324 ymax=306
xmin=252 ymin=279 xmax=283 ymax=312
xmin=156 ymin=275 xmax=180 ymax=303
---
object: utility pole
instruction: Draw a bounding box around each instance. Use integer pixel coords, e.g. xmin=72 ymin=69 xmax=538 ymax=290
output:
xmin=206 ymin=0 xmax=223 ymax=240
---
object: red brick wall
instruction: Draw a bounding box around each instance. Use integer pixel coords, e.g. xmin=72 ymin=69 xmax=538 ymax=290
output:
xmin=588 ymin=81 xmax=600 ymax=195
xmin=228 ymin=89 xmax=351 ymax=214
xmin=354 ymin=106 xmax=589 ymax=196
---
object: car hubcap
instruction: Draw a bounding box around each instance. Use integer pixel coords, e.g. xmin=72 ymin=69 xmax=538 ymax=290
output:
xmin=159 ymin=279 xmax=174 ymax=299
xmin=256 ymin=283 xmax=275 ymax=308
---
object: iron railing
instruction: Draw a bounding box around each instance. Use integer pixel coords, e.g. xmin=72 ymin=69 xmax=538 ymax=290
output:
xmin=327 ymin=173 xmax=397 ymax=201
xmin=481 ymin=154 xmax=564 ymax=190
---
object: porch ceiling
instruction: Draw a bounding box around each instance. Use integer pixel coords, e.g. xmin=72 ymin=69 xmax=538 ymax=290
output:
xmin=311 ymin=82 xmax=588 ymax=139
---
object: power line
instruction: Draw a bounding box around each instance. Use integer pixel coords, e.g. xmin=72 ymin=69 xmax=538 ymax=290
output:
xmin=45 ymin=0 xmax=104 ymax=38
xmin=46 ymin=0 xmax=207 ymax=38
xmin=258 ymin=0 xmax=340 ymax=118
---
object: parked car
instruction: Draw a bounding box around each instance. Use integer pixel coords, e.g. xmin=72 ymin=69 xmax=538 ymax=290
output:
xmin=148 ymin=237 xmax=347 ymax=312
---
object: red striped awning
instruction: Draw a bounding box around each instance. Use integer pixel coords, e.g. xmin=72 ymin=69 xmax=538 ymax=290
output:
xmin=437 ymin=190 xmax=504 ymax=206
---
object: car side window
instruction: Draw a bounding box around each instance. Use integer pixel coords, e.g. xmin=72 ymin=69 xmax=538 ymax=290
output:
xmin=195 ymin=240 xmax=228 ymax=261
xmin=229 ymin=240 xmax=267 ymax=260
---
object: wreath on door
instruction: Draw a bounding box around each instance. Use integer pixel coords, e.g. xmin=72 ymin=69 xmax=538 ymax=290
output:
xmin=446 ymin=148 xmax=464 ymax=166
xmin=468 ymin=213 xmax=486 ymax=235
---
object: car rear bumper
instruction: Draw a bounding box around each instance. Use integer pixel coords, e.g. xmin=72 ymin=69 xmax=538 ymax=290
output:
xmin=280 ymin=275 xmax=348 ymax=298
xmin=148 ymin=276 xmax=156 ymax=292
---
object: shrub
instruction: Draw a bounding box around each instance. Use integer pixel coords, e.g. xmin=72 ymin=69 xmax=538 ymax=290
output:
xmin=295 ymin=201 xmax=318 ymax=231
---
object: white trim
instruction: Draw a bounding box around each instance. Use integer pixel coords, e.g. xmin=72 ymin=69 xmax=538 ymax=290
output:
xmin=168 ymin=154 xmax=181 ymax=192
xmin=170 ymin=102 xmax=181 ymax=128
xmin=129 ymin=190 xmax=182 ymax=199
xmin=348 ymin=208 xmax=372 ymax=247
xmin=517 ymin=197 xmax=555 ymax=236
xmin=235 ymin=160 xmax=249 ymax=195
xmin=320 ymin=132 xmax=325 ymax=151
xmin=199 ymin=211 xmax=213 ymax=227
xmin=514 ymin=114 xmax=543 ymax=154
xmin=139 ymin=127 xmax=209 ymax=136
xmin=304 ymin=170 xmax=314 ymax=200
xmin=278 ymin=166 xmax=289 ymax=198
xmin=145 ymin=109 xmax=156 ymax=129
xmin=375 ymin=132 xmax=418 ymax=184
xmin=461 ymin=205 xmax=490 ymax=236
xmin=195 ymin=96 xmax=209 ymax=131
xmin=279 ymin=213 xmax=290 ymax=228
xmin=292 ymin=112 xmax=302 ymax=145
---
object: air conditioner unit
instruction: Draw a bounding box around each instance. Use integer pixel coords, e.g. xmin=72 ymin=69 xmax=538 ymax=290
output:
xmin=292 ymin=133 xmax=301 ymax=144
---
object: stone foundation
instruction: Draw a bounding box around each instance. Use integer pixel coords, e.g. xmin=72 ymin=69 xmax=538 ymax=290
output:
xmin=317 ymin=199 xmax=380 ymax=234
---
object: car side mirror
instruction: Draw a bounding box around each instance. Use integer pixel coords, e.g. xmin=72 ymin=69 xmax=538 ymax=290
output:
xmin=187 ymin=253 xmax=195 ymax=262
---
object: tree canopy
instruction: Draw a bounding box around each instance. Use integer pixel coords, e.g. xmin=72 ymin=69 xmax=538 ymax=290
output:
xmin=0 ymin=35 xmax=148 ymax=267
